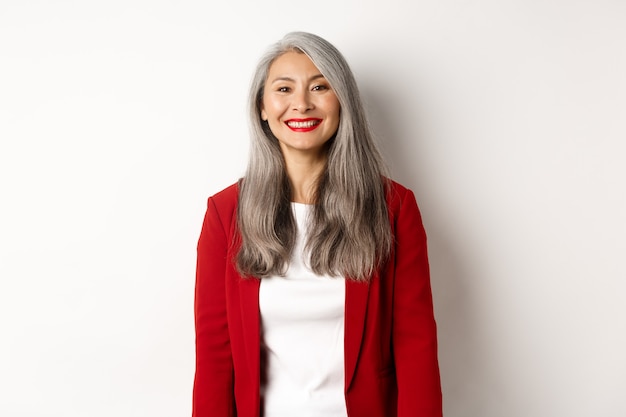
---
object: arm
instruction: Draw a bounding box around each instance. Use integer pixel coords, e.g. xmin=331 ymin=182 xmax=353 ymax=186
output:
xmin=393 ymin=189 xmax=443 ymax=416
xmin=192 ymin=197 xmax=236 ymax=417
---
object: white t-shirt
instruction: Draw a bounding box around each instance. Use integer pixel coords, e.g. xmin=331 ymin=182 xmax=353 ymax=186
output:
xmin=259 ymin=203 xmax=347 ymax=417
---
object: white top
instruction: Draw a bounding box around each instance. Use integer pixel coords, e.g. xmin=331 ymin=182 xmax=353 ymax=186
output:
xmin=259 ymin=203 xmax=347 ymax=417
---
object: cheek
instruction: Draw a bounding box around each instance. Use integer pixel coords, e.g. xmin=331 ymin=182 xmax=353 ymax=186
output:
xmin=325 ymin=96 xmax=341 ymax=119
xmin=262 ymin=95 xmax=285 ymax=118
xmin=328 ymin=100 xmax=341 ymax=126
xmin=263 ymin=107 xmax=285 ymax=137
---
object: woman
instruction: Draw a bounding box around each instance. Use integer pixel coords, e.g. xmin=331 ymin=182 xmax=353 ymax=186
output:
xmin=193 ymin=32 xmax=442 ymax=417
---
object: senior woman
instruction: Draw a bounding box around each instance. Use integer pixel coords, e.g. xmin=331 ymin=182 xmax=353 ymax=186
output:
xmin=193 ymin=31 xmax=442 ymax=417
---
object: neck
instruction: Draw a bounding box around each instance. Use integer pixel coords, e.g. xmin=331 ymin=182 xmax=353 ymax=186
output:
xmin=283 ymin=152 xmax=326 ymax=204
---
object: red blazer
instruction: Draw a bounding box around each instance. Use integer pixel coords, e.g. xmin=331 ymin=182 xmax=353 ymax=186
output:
xmin=193 ymin=181 xmax=442 ymax=417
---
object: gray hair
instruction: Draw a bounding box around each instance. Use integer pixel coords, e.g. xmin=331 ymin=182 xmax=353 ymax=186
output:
xmin=237 ymin=31 xmax=391 ymax=280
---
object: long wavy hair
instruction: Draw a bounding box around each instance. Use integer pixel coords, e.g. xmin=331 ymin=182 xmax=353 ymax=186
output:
xmin=236 ymin=31 xmax=391 ymax=281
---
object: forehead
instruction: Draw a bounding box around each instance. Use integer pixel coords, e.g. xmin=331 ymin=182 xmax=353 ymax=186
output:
xmin=266 ymin=51 xmax=323 ymax=80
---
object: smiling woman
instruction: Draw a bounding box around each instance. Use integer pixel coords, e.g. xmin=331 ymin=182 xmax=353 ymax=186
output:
xmin=260 ymin=51 xmax=341 ymax=175
xmin=193 ymin=32 xmax=442 ymax=417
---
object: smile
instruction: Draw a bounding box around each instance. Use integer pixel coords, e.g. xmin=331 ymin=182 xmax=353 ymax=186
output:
xmin=285 ymin=118 xmax=322 ymax=132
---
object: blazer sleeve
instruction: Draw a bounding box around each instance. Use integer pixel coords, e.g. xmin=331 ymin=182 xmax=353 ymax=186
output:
xmin=393 ymin=188 xmax=443 ymax=417
xmin=192 ymin=197 xmax=236 ymax=417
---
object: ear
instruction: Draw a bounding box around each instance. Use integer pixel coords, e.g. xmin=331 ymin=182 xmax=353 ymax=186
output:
xmin=261 ymin=109 xmax=268 ymax=121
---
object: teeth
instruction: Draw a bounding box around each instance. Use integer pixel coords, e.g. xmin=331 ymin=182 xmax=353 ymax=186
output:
xmin=287 ymin=120 xmax=320 ymax=128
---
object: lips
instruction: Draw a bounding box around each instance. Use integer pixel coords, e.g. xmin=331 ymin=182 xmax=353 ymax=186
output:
xmin=285 ymin=118 xmax=322 ymax=132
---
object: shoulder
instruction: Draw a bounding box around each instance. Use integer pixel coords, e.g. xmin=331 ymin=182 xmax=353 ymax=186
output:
xmin=385 ymin=179 xmax=425 ymax=228
xmin=386 ymin=179 xmax=410 ymax=196
xmin=204 ymin=181 xmax=239 ymax=224
xmin=385 ymin=179 xmax=414 ymax=211
xmin=209 ymin=181 xmax=239 ymax=207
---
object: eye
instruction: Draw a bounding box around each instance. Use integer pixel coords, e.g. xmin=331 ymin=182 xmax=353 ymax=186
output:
xmin=312 ymin=84 xmax=329 ymax=91
xmin=277 ymin=86 xmax=291 ymax=93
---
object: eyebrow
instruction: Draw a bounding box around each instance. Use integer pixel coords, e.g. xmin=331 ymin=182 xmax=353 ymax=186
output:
xmin=269 ymin=74 xmax=326 ymax=84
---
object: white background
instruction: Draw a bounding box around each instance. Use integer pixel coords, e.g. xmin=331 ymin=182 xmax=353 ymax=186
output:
xmin=1 ymin=1 xmax=625 ymax=416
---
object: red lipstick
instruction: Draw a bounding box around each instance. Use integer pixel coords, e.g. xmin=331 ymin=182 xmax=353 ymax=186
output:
xmin=285 ymin=118 xmax=323 ymax=132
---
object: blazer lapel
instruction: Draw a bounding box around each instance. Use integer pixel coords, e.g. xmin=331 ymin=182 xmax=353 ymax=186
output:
xmin=344 ymin=278 xmax=371 ymax=390
xmin=228 ymin=203 xmax=261 ymax=391
xmin=239 ymin=276 xmax=261 ymax=414
xmin=237 ymin=273 xmax=370 ymax=401
xmin=239 ymin=277 xmax=260 ymax=362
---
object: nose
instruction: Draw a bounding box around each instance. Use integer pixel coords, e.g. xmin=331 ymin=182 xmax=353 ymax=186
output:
xmin=293 ymin=90 xmax=314 ymax=112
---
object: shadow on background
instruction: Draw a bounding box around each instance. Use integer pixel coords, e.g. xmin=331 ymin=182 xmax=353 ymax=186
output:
xmin=361 ymin=80 xmax=495 ymax=416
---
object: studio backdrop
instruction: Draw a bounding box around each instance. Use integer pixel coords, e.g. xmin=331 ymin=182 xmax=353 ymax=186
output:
xmin=1 ymin=1 xmax=624 ymax=416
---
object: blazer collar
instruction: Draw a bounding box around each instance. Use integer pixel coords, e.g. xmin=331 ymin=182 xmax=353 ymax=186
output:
xmin=344 ymin=277 xmax=371 ymax=390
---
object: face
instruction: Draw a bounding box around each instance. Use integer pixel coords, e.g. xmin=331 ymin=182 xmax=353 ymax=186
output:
xmin=261 ymin=51 xmax=341 ymax=159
